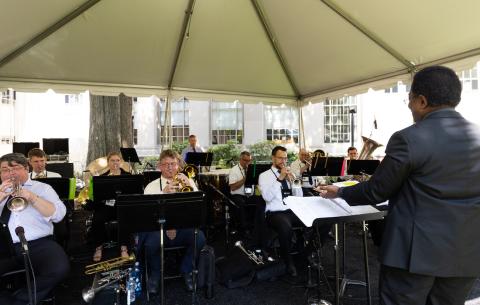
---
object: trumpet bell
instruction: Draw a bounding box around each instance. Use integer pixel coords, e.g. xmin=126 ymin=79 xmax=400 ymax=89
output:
xmin=7 ymin=196 xmax=29 ymax=212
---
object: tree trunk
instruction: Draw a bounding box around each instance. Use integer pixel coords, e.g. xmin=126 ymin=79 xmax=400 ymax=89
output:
xmin=86 ymin=93 xmax=133 ymax=165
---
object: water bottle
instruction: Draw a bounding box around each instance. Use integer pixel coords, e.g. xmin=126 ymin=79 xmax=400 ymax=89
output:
xmin=133 ymin=262 xmax=142 ymax=297
xmin=127 ymin=268 xmax=136 ymax=304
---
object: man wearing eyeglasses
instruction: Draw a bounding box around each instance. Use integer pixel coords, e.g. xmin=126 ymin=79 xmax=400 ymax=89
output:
xmin=258 ymin=146 xmax=301 ymax=277
xmin=138 ymin=149 xmax=206 ymax=294
xmin=0 ymin=153 xmax=69 ymax=305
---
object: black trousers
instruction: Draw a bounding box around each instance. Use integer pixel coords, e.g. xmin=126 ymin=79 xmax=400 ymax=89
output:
xmin=266 ymin=210 xmax=303 ymax=262
xmin=230 ymin=194 xmax=249 ymax=231
xmin=1 ymin=236 xmax=70 ymax=305
xmin=91 ymin=205 xmax=129 ymax=248
xmin=379 ymin=265 xmax=476 ymax=305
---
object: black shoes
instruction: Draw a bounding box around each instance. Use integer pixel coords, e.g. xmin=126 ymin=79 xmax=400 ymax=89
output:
xmin=184 ymin=273 xmax=194 ymax=292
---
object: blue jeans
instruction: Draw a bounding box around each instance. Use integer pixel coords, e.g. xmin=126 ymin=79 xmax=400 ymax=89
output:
xmin=138 ymin=229 xmax=206 ymax=280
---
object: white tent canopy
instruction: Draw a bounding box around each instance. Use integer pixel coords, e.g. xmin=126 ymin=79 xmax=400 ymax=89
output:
xmin=1 ymin=0 xmax=480 ymax=103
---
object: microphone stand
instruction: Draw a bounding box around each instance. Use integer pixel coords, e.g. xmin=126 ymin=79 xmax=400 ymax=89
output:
xmin=20 ymin=242 xmax=34 ymax=305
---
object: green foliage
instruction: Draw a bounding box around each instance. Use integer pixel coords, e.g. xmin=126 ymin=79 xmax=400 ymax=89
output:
xmin=207 ymin=140 xmax=241 ymax=168
xmin=138 ymin=155 xmax=159 ymax=171
xmin=246 ymin=140 xmax=276 ymax=162
xmin=170 ymin=140 xmax=189 ymax=155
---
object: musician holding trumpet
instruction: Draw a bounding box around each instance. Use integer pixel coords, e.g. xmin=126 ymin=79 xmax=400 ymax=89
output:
xmin=289 ymin=148 xmax=311 ymax=178
xmin=138 ymin=150 xmax=206 ymax=293
xmin=0 ymin=153 xmax=69 ymax=305
xmin=258 ymin=146 xmax=303 ymax=277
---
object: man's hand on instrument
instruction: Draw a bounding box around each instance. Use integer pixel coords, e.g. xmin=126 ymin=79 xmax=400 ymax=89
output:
xmin=166 ymin=229 xmax=177 ymax=240
xmin=176 ymin=173 xmax=191 ymax=186
xmin=164 ymin=181 xmax=180 ymax=193
xmin=314 ymin=185 xmax=340 ymax=199
xmin=18 ymin=188 xmax=39 ymax=203
xmin=0 ymin=180 xmax=14 ymax=201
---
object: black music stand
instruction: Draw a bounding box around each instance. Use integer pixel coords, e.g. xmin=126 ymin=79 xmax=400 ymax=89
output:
xmin=142 ymin=171 xmax=162 ymax=188
xmin=91 ymin=175 xmax=144 ymax=205
xmin=346 ymin=160 xmax=380 ymax=175
xmin=120 ymin=148 xmax=141 ymax=174
xmin=116 ymin=192 xmax=207 ymax=305
xmin=311 ymin=210 xmax=384 ymax=305
xmin=244 ymin=163 xmax=272 ymax=192
xmin=42 ymin=138 xmax=69 ymax=155
xmin=45 ymin=162 xmax=74 ymax=178
xmin=12 ymin=142 xmax=40 ymax=156
xmin=310 ymin=157 xmax=345 ymax=176
xmin=35 ymin=178 xmax=72 ymax=201
xmin=185 ymin=152 xmax=213 ymax=172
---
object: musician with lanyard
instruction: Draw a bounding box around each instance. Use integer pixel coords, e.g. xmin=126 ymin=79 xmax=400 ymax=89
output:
xmin=228 ymin=151 xmax=253 ymax=237
xmin=0 ymin=153 xmax=69 ymax=305
xmin=138 ymin=149 xmax=206 ymax=293
xmin=258 ymin=146 xmax=302 ymax=277
xmin=27 ymin=148 xmax=61 ymax=179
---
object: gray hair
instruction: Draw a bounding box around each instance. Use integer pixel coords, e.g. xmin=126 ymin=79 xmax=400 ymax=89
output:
xmin=0 ymin=153 xmax=29 ymax=168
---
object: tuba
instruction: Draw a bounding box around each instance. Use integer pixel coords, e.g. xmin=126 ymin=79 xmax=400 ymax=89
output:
xmin=6 ymin=178 xmax=29 ymax=212
xmin=358 ymin=136 xmax=382 ymax=160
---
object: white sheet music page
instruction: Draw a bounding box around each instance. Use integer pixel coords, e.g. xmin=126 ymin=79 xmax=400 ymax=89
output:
xmin=284 ymin=196 xmax=379 ymax=227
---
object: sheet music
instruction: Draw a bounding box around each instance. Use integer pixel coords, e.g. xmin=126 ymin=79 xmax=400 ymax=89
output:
xmin=284 ymin=196 xmax=379 ymax=227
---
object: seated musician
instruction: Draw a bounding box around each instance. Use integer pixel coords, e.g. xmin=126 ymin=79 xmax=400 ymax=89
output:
xmin=27 ymin=148 xmax=61 ymax=179
xmin=290 ymin=148 xmax=311 ymax=178
xmin=347 ymin=146 xmax=358 ymax=160
xmin=228 ymin=151 xmax=252 ymax=236
xmin=258 ymin=146 xmax=303 ymax=277
xmin=138 ymin=149 xmax=206 ymax=293
xmin=0 ymin=153 xmax=69 ymax=304
xmin=91 ymin=152 xmax=131 ymax=262
xmin=181 ymin=134 xmax=205 ymax=161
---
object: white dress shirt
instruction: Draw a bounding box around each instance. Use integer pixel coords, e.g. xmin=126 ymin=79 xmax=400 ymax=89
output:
xmin=290 ymin=159 xmax=306 ymax=178
xmin=229 ymin=164 xmax=246 ymax=196
xmin=181 ymin=146 xmax=205 ymax=160
xmin=144 ymin=176 xmax=198 ymax=194
xmin=0 ymin=178 xmax=66 ymax=243
xmin=30 ymin=170 xmax=62 ymax=179
xmin=258 ymin=166 xmax=291 ymax=212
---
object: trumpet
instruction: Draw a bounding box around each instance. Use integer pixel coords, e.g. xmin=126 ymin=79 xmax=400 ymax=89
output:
xmin=84 ymin=254 xmax=136 ymax=275
xmin=173 ymin=173 xmax=194 ymax=192
xmin=235 ymin=241 xmax=264 ymax=265
xmin=82 ymin=269 xmax=130 ymax=303
xmin=285 ymin=166 xmax=302 ymax=188
xmin=6 ymin=178 xmax=29 ymax=212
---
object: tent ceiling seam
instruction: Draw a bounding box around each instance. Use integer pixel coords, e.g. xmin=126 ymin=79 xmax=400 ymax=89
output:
xmin=0 ymin=0 xmax=102 ymax=70
xmin=320 ymin=0 xmax=414 ymax=70
xmin=167 ymin=0 xmax=196 ymax=90
xmin=251 ymin=0 xmax=300 ymax=98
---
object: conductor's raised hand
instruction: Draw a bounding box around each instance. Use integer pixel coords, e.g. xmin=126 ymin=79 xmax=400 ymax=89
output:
xmin=314 ymin=185 xmax=340 ymax=199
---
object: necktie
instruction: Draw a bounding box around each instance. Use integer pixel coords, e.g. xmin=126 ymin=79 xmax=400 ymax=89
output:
xmin=0 ymin=196 xmax=12 ymax=225
xmin=193 ymin=147 xmax=196 ymax=153
xmin=278 ymin=170 xmax=289 ymax=190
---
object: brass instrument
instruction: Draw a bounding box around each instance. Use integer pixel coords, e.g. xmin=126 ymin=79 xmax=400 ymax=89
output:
xmin=85 ymin=254 xmax=135 ymax=275
xmin=6 ymin=178 xmax=29 ymax=212
xmin=235 ymin=241 xmax=264 ymax=265
xmin=82 ymin=269 xmax=130 ymax=303
xmin=358 ymin=136 xmax=382 ymax=160
xmin=173 ymin=174 xmax=194 ymax=192
xmin=33 ymin=172 xmax=46 ymax=179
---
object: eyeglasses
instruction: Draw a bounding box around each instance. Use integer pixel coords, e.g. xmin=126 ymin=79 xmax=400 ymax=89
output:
xmin=0 ymin=165 xmax=25 ymax=174
xmin=159 ymin=162 xmax=178 ymax=168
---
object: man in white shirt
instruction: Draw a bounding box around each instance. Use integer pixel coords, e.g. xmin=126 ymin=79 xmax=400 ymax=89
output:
xmin=0 ymin=153 xmax=69 ymax=304
xmin=139 ymin=149 xmax=206 ymax=293
xmin=290 ymin=148 xmax=311 ymax=178
xmin=258 ymin=146 xmax=301 ymax=276
xmin=228 ymin=151 xmax=252 ymax=234
xmin=347 ymin=147 xmax=358 ymax=160
xmin=181 ymin=135 xmax=205 ymax=161
xmin=27 ymin=148 xmax=61 ymax=179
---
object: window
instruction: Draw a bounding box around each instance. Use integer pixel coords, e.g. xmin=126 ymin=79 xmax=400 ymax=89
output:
xmin=1 ymin=90 xmax=14 ymax=104
xmin=324 ymin=96 xmax=356 ymax=143
xmin=459 ymin=67 xmax=478 ymax=90
xmin=211 ymin=101 xmax=243 ymax=144
xmin=64 ymin=94 xmax=79 ymax=104
xmin=384 ymin=84 xmax=398 ymax=93
xmin=264 ymin=105 xmax=299 ymax=144
xmin=159 ymin=97 xmax=190 ymax=144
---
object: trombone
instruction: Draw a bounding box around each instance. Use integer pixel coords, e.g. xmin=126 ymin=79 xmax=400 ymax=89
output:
xmin=235 ymin=241 xmax=264 ymax=265
xmin=84 ymin=254 xmax=136 ymax=275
